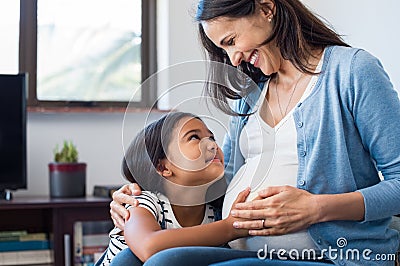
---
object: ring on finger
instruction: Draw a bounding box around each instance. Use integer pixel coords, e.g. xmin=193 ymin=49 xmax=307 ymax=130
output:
xmin=261 ymin=219 xmax=265 ymax=228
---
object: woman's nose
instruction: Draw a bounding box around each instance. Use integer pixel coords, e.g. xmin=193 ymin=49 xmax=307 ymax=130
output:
xmin=226 ymin=49 xmax=243 ymax=67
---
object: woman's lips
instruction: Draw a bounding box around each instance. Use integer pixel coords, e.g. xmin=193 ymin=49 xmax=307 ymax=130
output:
xmin=249 ymin=50 xmax=259 ymax=65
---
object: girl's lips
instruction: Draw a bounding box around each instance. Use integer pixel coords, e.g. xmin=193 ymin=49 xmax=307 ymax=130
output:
xmin=206 ymin=156 xmax=221 ymax=163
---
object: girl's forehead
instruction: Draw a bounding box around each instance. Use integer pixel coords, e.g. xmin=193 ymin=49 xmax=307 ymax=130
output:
xmin=174 ymin=116 xmax=207 ymax=134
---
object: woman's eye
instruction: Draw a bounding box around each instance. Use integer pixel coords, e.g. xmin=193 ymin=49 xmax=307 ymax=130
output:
xmin=227 ymin=37 xmax=235 ymax=46
xmin=209 ymin=136 xmax=216 ymax=142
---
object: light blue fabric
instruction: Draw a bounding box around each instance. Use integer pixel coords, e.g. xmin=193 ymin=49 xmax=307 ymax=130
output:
xmin=222 ymin=46 xmax=400 ymax=265
xmin=109 ymin=248 xmax=143 ymax=266
xmin=143 ymin=246 xmax=333 ymax=266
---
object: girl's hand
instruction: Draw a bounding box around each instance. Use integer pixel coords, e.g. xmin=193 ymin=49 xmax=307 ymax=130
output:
xmin=224 ymin=187 xmax=251 ymax=238
xmin=110 ymin=183 xmax=142 ymax=230
xmin=230 ymin=186 xmax=320 ymax=236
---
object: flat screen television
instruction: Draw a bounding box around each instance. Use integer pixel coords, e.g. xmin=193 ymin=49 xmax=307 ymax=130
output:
xmin=0 ymin=74 xmax=27 ymax=200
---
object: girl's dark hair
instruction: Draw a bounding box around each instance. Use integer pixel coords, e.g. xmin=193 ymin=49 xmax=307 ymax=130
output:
xmin=122 ymin=111 xmax=226 ymax=208
xmin=122 ymin=112 xmax=199 ymax=193
xmin=196 ymin=0 xmax=350 ymax=115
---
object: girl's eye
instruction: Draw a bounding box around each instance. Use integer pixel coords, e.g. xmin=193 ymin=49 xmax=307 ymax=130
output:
xmin=189 ymin=134 xmax=200 ymax=141
xmin=209 ymin=136 xmax=216 ymax=142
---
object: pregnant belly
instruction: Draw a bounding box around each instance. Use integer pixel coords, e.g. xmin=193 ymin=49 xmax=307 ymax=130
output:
xmin=222 ymin=157 xmax=319 ymax=254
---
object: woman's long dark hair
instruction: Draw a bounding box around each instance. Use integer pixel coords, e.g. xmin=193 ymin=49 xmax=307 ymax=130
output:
xmin=196 ymin=0 xmax=350 ymax=115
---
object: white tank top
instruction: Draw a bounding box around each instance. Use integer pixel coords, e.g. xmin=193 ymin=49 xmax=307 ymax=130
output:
xmin=222 ymin=57 xmax=323 ymax=253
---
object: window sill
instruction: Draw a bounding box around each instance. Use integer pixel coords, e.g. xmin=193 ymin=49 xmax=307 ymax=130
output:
xmin=27 ymin=106 xmax=168 ymax=114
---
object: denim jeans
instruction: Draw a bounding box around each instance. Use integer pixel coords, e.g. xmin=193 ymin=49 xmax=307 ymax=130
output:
xmin=140 ymin=247 xmax=333 ymax=266
xmin=109 ymin=248 xmax=143 ymax=266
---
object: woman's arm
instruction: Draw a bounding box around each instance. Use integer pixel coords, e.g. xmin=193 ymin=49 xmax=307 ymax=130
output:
xmin=125 ymin=188 xmax=250 ymax=262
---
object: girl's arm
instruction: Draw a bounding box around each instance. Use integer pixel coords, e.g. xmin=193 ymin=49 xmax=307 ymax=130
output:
xmin=124 ymin=188 xmax=250 ymax=262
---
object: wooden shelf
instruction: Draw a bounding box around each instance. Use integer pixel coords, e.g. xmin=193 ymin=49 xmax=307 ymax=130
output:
xmin=0 ymin=196 xmax=111 ymax=266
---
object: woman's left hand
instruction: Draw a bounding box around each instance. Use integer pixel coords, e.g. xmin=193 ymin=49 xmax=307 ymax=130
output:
xmin=231 ymin=185 xmax=320 ymax=236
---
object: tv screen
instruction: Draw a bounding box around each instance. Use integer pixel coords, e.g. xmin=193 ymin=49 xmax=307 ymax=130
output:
xmin=0 ymin=74 xmax=27 ymax=192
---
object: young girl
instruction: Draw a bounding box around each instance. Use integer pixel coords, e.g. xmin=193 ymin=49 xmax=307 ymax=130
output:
xmin=96 ymin=112 xmax=250 ymax=265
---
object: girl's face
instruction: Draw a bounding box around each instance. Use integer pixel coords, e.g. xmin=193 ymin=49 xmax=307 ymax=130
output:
xmin=201 ymin=3 xmax=280 ymax=76
xmin=162 ymin=116 xmax=224 ymax=186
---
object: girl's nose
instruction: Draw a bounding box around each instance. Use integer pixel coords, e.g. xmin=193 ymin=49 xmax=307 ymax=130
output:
xmin=200 ymin=137 xmax=218 ymax=152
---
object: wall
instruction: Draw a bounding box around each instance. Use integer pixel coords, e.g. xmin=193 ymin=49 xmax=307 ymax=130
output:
xmin=302 ymin=0 xmax=400 ymax=91
xmin=17 ymin=0 xmax=400 ymax=196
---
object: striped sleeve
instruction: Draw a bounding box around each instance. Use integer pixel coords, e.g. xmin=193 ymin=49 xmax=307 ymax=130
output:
xmin=127 ymin=191 xmax=160 ymax=220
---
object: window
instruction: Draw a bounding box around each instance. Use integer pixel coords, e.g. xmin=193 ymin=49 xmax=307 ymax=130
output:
xmin=16 ymin=0 xmax=156 ymax=109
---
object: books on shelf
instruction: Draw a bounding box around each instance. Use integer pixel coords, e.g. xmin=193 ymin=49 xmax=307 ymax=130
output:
xmin=0 ymin=231 xmax=53 ymax=265
xmin=0 ymin=232 xmax=47 ymax=242
xmin=93 ymin=185 xmax=122 ymax=198
xmin=0 ymin=231 xmax=27 ymax=237
xmin=0 ymin=250 xmax=53 ymax=265
xmin=0 ymin=240 xmax=50 ymax=252
xmin=74 ymin=221 xmax=112 ymax=266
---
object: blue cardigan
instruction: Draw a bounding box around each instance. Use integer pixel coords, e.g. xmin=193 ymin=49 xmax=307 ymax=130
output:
xmin=222 ymin=46 xmax=400 ymax=265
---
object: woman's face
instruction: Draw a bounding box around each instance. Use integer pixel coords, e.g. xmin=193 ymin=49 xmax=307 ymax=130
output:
xmin=163 ymin=116 xmax=224 ymax=186
xmin=201 ymin=6 xmax=280 ymax=75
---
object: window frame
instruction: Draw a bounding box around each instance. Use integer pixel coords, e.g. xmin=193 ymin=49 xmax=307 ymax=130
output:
xmin=19 ymin=0 xmax=157 ymax=110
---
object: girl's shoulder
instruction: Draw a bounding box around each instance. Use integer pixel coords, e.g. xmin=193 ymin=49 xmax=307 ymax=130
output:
xmin=128 ymin=191 xmax=168 ymax=221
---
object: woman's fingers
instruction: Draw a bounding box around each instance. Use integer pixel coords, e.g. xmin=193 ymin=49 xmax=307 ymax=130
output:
xmin=112 ymin=184 xmax=140 ymax=207
xmin=233 ymin=218 xmax=266 ymax=230
xmin=110 ymin=200 xmax=128 ymax=230
xmin=248 ymin=227 xmax=288 ymax=236
xmin=230 ymin=186 xmax=317 ymax=235
xmin=109 ymin=183 xmax=143 ymax=230
xmin=130 ymin=183 xmax=142 ymax=196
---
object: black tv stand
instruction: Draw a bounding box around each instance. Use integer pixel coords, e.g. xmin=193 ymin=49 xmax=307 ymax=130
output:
xmin=0 ymin=190 xmax=13 ymax=200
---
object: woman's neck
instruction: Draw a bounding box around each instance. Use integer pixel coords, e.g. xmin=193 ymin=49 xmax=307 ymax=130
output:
xmin=171 ymin=204 xmax=206 ymax=227
xmin=277 ymin=48 xmax=324 ymax=83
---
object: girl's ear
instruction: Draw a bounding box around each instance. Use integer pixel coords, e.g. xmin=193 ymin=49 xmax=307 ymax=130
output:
xmin=161 ymin=168 xmax=173 ymax=178
xmin=157 ymin=160 xmax=173 ymax=178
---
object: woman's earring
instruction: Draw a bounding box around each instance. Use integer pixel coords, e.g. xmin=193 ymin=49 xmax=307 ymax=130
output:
xmin=268 ymin=15 xmax=273 ymax=22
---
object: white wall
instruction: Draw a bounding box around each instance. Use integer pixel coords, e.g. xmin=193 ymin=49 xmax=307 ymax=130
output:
xmin=302 ymin=0 xmax=400 ymax=91
xmin=17 ymin=0 xmax=400 ymax=196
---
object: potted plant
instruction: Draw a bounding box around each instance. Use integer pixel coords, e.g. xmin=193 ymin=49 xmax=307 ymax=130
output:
xmin=48 ymin=141 xmax=86 ymax=198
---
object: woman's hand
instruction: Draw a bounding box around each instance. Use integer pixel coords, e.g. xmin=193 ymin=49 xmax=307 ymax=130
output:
xmin=231 ymin=186 xmax=320 ymax=236
xmin=110 ymin=183 xmax=142 ymax=230
xmin=224 ymin=187 xmax=251 ymax=238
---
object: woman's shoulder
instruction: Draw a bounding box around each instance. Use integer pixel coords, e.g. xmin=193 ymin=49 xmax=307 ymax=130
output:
xmin=326 ymin=45 xmax=380 ymax=68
